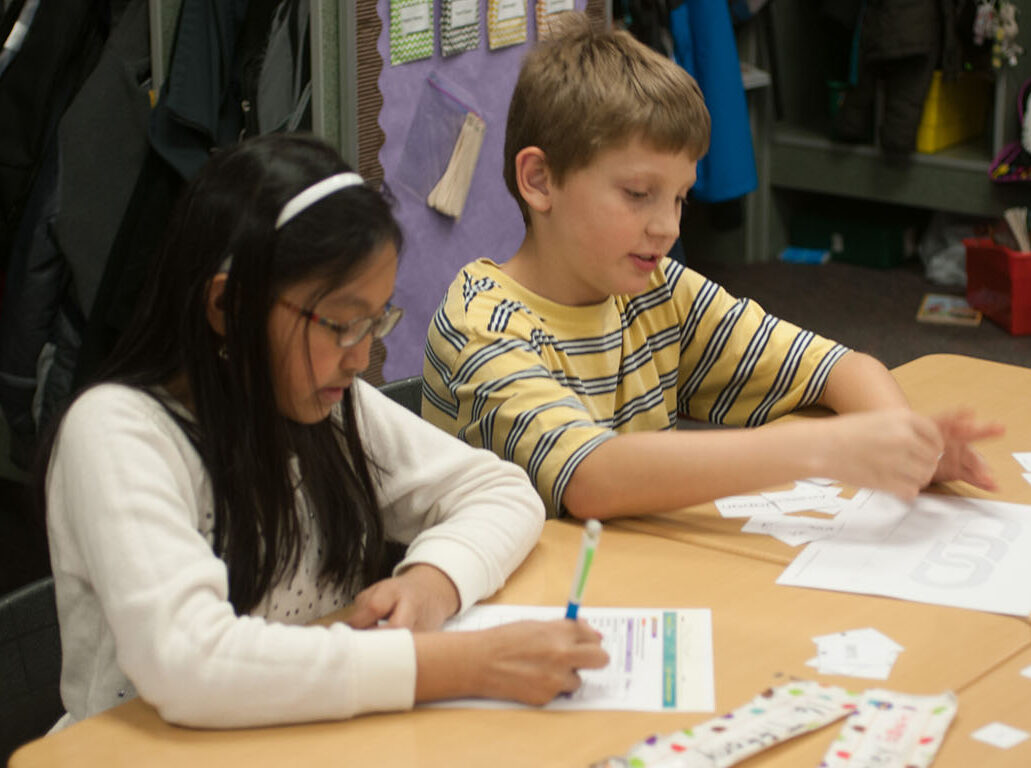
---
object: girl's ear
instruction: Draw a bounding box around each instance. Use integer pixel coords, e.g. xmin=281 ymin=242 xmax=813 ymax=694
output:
xmin=514 ymin=146 xmax=553 ymax=214
xmin=205 ymin=273 xmax=229 ymax=336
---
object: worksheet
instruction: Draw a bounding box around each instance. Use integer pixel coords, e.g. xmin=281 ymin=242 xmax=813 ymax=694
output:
xmin=777 ymin=491 xmax=1031 ymax=616
xmin=428 ymin=605 xmax=715 ymax=712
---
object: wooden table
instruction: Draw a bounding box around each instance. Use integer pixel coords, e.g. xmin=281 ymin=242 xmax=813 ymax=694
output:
xmin=13 ymin=354 xmax=1031 ymax=766
xmin=615 ymin=354 xmax=1031 ymax=566
xmin=12 ymin=520 xmax=1031 ymax=767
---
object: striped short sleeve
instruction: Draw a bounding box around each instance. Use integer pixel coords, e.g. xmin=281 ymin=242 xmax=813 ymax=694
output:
xmin=423 ymin=267 xmax=615 ymax=516
xmin=671 ymin=269 xmax=850 ymax=426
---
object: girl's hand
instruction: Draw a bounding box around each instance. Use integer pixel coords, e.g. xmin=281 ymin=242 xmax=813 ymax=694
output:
xmin=414 ymin=619 xmax=609 ymax=706
xmin=931 ymin=409 xmax=1005 ymax=491
xmin=346 ymin=564 xmax=460 ymax=631
xmin=472 ymin=619 xmax=610 ymax=706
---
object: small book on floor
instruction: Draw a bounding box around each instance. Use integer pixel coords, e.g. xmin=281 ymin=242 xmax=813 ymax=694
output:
xmin=916 ymin=293 xmax=982 ymax=326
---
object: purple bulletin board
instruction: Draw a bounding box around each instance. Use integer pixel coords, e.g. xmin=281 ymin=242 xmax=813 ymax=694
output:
xmin=377 ymin=0 xmax=589 ymax=381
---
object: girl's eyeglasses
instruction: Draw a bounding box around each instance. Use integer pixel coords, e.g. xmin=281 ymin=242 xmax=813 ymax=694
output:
xmin=277 ymin=297 xmax=403 ymax=349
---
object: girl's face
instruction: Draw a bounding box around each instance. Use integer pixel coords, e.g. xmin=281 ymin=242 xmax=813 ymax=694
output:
xmin=267 ymin=241 xmax=398 ymax=424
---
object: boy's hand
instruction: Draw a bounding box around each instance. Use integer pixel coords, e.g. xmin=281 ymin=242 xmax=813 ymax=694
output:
xmin=821 ymin=408 xmax=943 ymax=500
xmin=930 ymin=409 xmax=1004 ymax=491
xmin=346 ymin=564 xmax=460 ymax=632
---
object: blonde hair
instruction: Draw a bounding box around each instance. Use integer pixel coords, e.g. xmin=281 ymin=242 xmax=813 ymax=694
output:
xmin=504 ymin=14 xmax=711 ymax=222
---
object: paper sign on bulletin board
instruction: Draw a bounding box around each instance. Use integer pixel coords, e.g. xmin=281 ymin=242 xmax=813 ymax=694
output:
xmin=375 ymin=0 xmax=602 ymax=381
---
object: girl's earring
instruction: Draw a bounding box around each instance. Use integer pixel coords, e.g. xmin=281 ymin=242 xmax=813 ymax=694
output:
xmin=218 ymin=343 xmax=229 ymax=361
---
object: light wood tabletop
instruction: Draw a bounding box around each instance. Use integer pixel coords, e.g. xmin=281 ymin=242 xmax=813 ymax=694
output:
xmin=12 ymin=518 xmax=1031 ymax=767
xmin=12 ymin=354 xmax=1031 ymax=767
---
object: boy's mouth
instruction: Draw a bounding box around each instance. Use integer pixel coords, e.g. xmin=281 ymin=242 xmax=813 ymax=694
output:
xmin=629 ymin=253 xmax=659 ymax=272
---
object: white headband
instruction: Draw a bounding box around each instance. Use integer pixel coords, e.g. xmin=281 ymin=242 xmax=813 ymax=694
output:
xmin=275 ymin=172 xmax=364 ymax=229
xmin=220 ymin=171 xmax=366 ymax=272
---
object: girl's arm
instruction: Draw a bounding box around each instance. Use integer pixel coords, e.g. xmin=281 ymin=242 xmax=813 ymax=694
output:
xmin=48 ymin=384 xmax=573 ymax=729
xmin=353 ymin=380 xmax=545 ymax=624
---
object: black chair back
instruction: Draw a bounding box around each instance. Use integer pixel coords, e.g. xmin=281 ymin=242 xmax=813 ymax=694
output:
xmin=377 ymin=375 xmax=423 ymax=416
xmin=0 ymin=577 xmax=64 ymax=763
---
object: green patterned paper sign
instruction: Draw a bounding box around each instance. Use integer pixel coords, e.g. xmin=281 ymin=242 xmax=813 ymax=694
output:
xmin=390 ymin=0 xmax=434 ymax=66
xmin=441 ymin=0 xmax=480 ymax=57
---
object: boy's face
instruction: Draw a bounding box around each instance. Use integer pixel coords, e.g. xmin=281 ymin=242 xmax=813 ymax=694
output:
xmin=539 ymin=137 xmax=696 ymax=305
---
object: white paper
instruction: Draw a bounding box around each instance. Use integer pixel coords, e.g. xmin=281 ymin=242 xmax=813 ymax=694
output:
xmin=715 ymin=494 xmax=780 ymax=518
xmin=1012 ymin=452 xmax=1031 ymax=471
xmin=1021 ymin=664 xmax=1031 ymax=679
xmin=399 ymin=2 xmax=430 ymax=35
xmin=496 ymin=0 xmax=526 ymax=22
xmin=971 ymin=722 xmax=1030 ymax=749
xmin=1023 ymin=472 xmax=1031 ymax=487
xmin=778 ymin=492 xmax=1031 ymax=616
xmin=450 ymin=0 xmax=478 ymax=27
xmin=742 ymin=514 xmax=842 ymax=547
xmin=802 ymin=477 xmax=837 ymax=486
xmin=429 ymin=605 xmax=715 ymax=712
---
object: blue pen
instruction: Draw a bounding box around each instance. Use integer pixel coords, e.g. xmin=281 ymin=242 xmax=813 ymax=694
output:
xmin=565 ymin=519 xmax=602 ymax=619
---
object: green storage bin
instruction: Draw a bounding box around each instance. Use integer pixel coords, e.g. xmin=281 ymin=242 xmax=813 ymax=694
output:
xmin=790 ymin=206 xmax=918 ymax=269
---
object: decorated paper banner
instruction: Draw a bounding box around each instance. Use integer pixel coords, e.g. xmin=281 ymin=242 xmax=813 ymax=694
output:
xmin=595 ymin=681 xmax=863 ymax=767
xmin=537 ymin=0 xmax=575 ymax=40
xmin=390 ymin=0 xmax=434 ymax=66
xmin=487 ymin=0 xmax=527 ymax=50
xmin=820 ymin=689 xmax=957 ymax=767
xmin=441 ymin=0 xmax=480 ymax=57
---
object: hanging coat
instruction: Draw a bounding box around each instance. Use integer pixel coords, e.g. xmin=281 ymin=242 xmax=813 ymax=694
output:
xmin=669 ymin=0 xmax=758 ymax=203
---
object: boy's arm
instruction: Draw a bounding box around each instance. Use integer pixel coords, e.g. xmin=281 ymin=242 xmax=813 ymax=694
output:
xmin=816 ymin=350 xmax=909 ymax=412
xmin=561 ymin=407 xmax=943 ymax=519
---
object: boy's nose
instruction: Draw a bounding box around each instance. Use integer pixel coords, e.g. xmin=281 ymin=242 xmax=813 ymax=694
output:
xmin=647 ymin=200 xmax=681 ymax=241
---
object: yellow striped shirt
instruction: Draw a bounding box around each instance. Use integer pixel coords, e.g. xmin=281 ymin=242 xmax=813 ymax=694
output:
xmin=422 ymin=257 xmax=848 ymax=516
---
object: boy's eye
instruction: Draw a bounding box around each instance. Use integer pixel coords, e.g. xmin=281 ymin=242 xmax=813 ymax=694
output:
xmin=624 ymin=188 xmax=648 ymax=200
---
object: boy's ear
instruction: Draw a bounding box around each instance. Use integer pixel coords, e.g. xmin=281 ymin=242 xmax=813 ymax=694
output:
xmin=205 ymin=273 xmax=228 ymax=337
xmin=514 ymin=146 xmax=553 ymax=214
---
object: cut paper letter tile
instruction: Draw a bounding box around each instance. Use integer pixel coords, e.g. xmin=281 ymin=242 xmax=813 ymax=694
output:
xmin=1013 ymin=451 xmax=1031 ymax=471
xmin=811 ymin=628 xmax=903 ymax=679
xmin=761 ymin=485 xmax=842 ymax=513
xmin=742 ymin=514 xmax=842 ymax=547
xmin=971 ymin=722 xmax=1030 ymax=749
xmin=714 ymin=494 xmax=779 ymax=518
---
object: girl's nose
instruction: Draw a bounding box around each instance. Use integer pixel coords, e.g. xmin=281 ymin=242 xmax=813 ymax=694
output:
xmin=340 ymin=332 xmax=373 ymax=374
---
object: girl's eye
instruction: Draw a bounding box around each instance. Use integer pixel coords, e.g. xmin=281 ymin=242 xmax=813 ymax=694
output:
xmin=624 ymin=189 xmax=648 ymax=200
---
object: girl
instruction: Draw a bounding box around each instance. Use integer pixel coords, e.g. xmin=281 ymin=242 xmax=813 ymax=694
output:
xmin=42 ymin=134 xmax=607 ymax=730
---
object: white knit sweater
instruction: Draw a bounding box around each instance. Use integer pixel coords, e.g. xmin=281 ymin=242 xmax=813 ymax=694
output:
xmin=45 ymin=378 xmax=544 ymax=729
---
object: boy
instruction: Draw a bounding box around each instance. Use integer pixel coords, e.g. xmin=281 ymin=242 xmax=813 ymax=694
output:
xmin=422 ymin=17 xmax=1001 ymax=519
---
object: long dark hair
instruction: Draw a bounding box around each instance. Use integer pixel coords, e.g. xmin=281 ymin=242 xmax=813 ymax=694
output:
xmin=42 ymin=134 xmax=402 ymax=614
